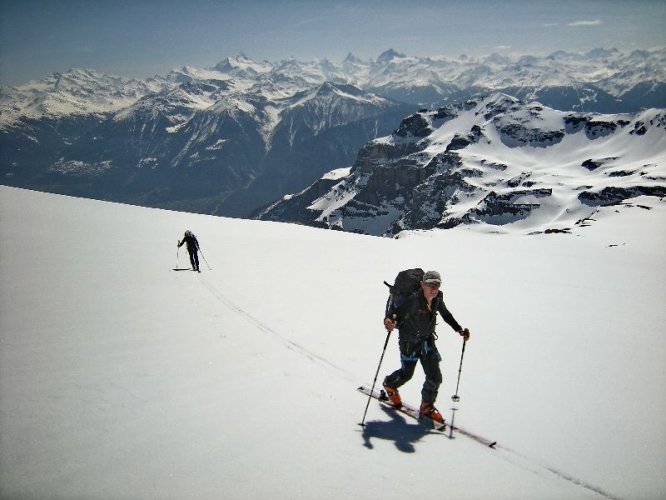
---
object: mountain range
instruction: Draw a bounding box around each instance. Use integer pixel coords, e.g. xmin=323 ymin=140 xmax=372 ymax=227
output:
xmin=1 ymin=48 xmax=665 ymax=222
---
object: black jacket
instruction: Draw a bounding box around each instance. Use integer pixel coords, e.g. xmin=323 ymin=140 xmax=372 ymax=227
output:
xmin=387 ymin=290 xmax=462 ymax=343
xmin=178 ymin=234 xmax=199 ymax=253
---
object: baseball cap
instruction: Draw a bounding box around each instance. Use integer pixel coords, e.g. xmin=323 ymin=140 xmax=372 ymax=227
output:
xmin=423 ymin=270 xmax=442 ymax=284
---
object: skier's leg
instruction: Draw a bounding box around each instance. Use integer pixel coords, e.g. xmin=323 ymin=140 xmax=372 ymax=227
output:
xmin=385 ymin=338 xmax=422 ymax=388
xmin=384 ymin=359 xmax=417 ymax=389
xmin=193 ymin=251 xmax=200 ymax=271
xmin=420 ymin=348 xmax=443 ymax=403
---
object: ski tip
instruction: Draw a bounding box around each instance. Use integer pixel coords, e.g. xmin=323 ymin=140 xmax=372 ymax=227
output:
xmin=489 ymin=442 xmax=498 ymax=449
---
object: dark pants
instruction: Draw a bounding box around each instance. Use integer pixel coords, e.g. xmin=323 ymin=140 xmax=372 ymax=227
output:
xmin=188 ymin=249 xmax=199 ymax=271
xmin=385 ymin=338 xmax=442 ymax=404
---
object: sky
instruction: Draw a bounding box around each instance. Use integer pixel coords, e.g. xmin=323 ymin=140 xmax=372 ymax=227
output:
xmin=1 ymin=0 xmax=665 ymax=86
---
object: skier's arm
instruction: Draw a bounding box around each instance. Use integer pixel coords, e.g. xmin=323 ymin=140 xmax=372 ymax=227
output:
xmin=437 ymin=298 xmax=470 ymax=339
xmin=384 ymin=295 xmax=410 ymax=332
xmin=384 ymin=300 xmax=407 ymax=332
xmin=384 ymin=303 xmax=400 ymax=331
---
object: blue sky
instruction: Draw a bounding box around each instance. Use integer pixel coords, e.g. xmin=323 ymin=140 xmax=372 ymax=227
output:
xmin=1 ymin=0 xmax=664 ymax=86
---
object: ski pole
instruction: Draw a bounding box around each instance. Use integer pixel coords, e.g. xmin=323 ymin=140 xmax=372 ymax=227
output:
xmin=199 ymin=248 xmax=211 ymax=270
xmin=359 ymin=329 xmax=392 ymax=427
xmin=451 ymin=338 xmax=467 ymax=402
xmin=176 ymin=242 xmax=180 ymax=268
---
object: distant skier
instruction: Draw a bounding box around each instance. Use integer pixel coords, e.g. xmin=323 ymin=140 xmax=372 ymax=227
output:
xmin=178 ymin=230 xmax=201 ymax=272
xmin=382 ymin=270 xmax=470 ymax=423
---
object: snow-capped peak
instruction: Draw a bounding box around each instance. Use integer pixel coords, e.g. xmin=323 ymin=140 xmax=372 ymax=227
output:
xmin=0 ymin=68 xmax=172 ymax=126
xmin=376 ymin=48 xmax=406 ymax=64
xmin=213 ymin=54 xmax=273 ymax=76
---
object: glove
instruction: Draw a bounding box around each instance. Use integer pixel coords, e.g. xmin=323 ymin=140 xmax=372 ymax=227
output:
xmin=384 ymin=317 xmax=397 ymax=332
xmin=458 ymin=328 xmax=470 ymax=341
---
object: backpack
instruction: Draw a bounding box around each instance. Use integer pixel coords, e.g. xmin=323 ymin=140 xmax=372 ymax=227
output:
xmin=384 ymin=268 xmax=424 ymax=318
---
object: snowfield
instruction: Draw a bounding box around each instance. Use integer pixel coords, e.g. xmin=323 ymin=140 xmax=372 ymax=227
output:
xmin=1 ymin=186 xmax=664 ymax=499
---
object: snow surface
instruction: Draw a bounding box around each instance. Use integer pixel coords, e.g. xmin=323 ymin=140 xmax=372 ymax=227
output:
xmin=1 ymin=186 xmax=665 ymax=500
xmin=321 ymin=167 xmax=351 ymax=181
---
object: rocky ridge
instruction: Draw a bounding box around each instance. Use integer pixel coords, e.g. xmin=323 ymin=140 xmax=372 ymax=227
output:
xmin=260 ymin=94 xmax=666 ymax=235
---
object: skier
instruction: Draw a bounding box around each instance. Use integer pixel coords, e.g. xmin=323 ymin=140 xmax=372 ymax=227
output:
xmin=382 ymin=270 xmax=470 ymax=422
xmin=177 ymin=230 xmax=201 ymax=272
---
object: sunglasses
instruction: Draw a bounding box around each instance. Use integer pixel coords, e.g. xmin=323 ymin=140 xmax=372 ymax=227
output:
xmin=424 ymin=282 xmax=441 ymax=289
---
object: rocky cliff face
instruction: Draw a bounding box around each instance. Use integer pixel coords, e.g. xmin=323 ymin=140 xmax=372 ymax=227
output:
xmin=260 ymin=94 xmax=666 ymax=235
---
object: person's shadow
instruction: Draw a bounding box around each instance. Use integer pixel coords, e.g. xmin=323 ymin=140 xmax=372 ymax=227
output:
xmin=361 ymin=405 xmax=434 ymax=453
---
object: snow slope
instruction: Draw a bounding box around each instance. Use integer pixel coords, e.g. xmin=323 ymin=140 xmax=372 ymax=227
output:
xmin=1 ymin=186 xmax=664 ymax=499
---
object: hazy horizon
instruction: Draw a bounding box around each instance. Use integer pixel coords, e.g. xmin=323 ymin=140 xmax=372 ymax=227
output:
xmin=1 ymin=0 xmax=665 ymax=87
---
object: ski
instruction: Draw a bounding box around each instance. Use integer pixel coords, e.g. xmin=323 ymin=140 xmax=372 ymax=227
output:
xmin=357 ymin=385 xmax=446 ymax=431
xmin=357 ymin=385 xmax=497 ymax=449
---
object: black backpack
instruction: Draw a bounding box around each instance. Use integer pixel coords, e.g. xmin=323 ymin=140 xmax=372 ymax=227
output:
xmin=384 ymin=268 xmax=424 ymax=317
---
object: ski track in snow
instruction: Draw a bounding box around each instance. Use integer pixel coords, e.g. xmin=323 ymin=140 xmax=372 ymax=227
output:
xmin=493 ymin=446 xmax=622 ymax=500
xmin=197 ymin=274 xmax=353 ymax=381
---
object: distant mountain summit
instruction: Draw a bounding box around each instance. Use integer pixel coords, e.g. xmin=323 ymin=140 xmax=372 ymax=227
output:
xmin=1 ymin=48 xmax=664 ymax=220
xmin=213 ymin=54 xmax=273 ymax=77
xmin=260 ymin=94 xmax=666 ymax=235
xmin=376 ymin=49 xmax=406 ymax=63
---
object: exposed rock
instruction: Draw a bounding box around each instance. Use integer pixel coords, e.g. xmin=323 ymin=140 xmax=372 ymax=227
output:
xmin=498 ymin=123 xmax=565 ymax=148
xmin=579 ymin=186 xmax=666 ymax=206
xmin=394 ymin=113 xmax=432 ymax=138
